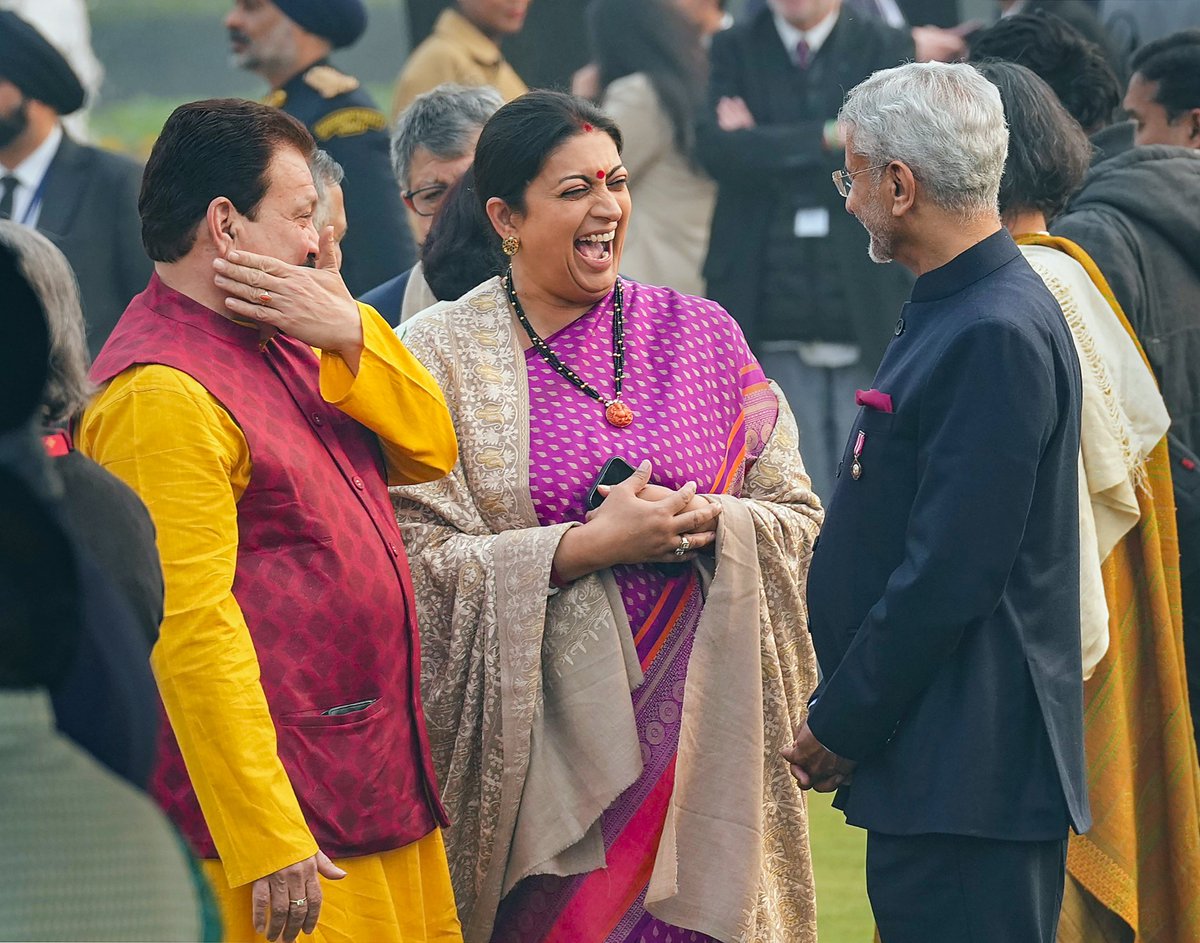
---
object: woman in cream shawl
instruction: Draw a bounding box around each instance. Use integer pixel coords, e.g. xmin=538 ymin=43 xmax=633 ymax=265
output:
xmin=979 ymin=60 xmax=1200 ymax=943
xmin=392 ymin=91 xmax=822 ymax=943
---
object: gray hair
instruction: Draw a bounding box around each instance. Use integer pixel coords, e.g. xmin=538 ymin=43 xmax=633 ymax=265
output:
xmin=310 ymin=149 xmax=345 ymax=233
xmin=839 ymin=62 xmax=1009 ymax=218
xmin=0 ymin=221 xmax=93 ymax=426
xmin=390 ymin=83 xmax=504 ymax=189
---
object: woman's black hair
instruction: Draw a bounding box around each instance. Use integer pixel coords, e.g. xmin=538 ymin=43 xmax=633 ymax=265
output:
xmin=974 ymin=60 xmax=1092 ymax=222
xmin=473 ymin=90 xmax=623 ymax=215
xmin=587 ymin=0 xmax=707 ymax=159
xmin=969 ymin=12 xmax=1121 ymax=134
xmin=421 ymin=166 xmax=507 ymax=302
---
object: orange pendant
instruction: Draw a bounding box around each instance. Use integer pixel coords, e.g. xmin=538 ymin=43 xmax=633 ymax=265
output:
xmin=605 ymin=401 xmax=634 ymax=427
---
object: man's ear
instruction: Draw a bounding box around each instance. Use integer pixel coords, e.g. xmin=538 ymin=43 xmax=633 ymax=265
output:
xmin=485 ymin=196 xmax=520 ymax=242
xmin=888 ymin=161 xmax=918 ymax=218
xmin=206 ymin=197 xmax=238 ymax=257
xmin=1187 ymin=107 xmax=1200 ymax=147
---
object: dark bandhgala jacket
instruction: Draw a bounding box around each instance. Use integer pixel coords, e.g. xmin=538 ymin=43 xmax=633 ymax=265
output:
xmin=697 ymin=7 xmax=914 ymax=370
xmin=90 ymin=277 xmax=447 ymax=857
xmin=806 ymin=231 xmax=1091 ymax=840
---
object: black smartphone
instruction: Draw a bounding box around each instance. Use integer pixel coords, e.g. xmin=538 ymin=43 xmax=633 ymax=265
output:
xmin=321 ymin=698 xmax=377 ymax=717
xmin=586 ymin=457 xmax=637 ymax=511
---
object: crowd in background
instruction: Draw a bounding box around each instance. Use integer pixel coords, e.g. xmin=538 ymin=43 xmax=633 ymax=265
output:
xmin=3 ymin=0 xmax=1200 ymax=941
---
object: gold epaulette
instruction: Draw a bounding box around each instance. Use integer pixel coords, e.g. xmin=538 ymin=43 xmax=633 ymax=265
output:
xmin=313 ymin=107 xmax=387 ymax=141
xmin=303 ymin=65 xmax=360 ymax=99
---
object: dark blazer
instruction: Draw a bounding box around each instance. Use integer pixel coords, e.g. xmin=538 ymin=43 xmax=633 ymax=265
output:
xmin=697 ymin=8 xmax=914 ymax=369
xmin=806 ymin=231 xmax=1091 ymax=840
xmin=38 ymin=134 xmax=151 ymax=358
xmin=280 ymin=61 xmax=416 ymax=297
xmin=359 ymin=266 xmax=414 ymax=328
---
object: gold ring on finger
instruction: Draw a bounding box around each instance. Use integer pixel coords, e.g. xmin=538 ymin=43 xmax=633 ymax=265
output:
xmin=289 ymin=898 xmax=307 ymax=907
xmin=258 ymin=291 xmax=272 ymax=304
xmin=674 ymin=534 xmax=691 ymax=557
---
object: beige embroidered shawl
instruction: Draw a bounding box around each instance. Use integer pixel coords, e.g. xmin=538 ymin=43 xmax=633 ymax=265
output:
xmin=392 ymin=278 xmax=822 ymax=943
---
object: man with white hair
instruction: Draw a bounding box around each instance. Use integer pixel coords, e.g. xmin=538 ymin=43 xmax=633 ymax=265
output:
xmin=784 ymin=62 xmax=1091 ymax=942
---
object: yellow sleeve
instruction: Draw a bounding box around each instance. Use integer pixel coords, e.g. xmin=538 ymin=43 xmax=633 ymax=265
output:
xmin=77 ymin=365 xmax=318 ymax=888
xmin=319 ymin=302 xmax=458 ymax=486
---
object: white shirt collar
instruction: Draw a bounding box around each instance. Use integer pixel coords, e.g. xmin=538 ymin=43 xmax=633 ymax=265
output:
xmin=3 ymin=124 xmax=62 ymax=228
xmin=4 ymin=123 xmax=63 ymax=191
xmin=773 ymin=6 xmax=840 ymax=62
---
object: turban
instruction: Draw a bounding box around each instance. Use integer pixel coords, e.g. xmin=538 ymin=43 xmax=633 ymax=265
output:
xmin=274 ymin=0 xmax=368 ymax=49
xmin=0 ymin=11 xmax=86 ymax=116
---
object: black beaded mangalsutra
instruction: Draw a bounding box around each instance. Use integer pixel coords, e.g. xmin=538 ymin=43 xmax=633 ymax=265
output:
xmin=503 ymin=266 xmax=634 ymax=427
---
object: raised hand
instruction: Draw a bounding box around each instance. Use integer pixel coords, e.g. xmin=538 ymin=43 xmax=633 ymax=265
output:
xmin=213 ymin=226 xmax=364 ymax=370
xmin=553 ymin=460 xmax=723 ymax=582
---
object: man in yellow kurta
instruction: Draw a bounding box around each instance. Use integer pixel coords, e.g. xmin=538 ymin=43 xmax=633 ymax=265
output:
xmin=78 ymin=98 xmax=462 ymax=943
xmin=392 ymin=2 xmax=529 ymax=118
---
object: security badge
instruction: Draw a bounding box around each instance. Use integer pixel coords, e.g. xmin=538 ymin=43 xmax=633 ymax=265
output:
xmin=851 ymin=431 xmax=866 ymax=480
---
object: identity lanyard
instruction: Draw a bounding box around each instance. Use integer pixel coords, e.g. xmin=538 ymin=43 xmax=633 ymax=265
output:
xmin=17 ymin=167 xmax=52 ymax=226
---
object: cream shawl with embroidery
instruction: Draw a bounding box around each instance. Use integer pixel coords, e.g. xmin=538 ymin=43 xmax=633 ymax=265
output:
xmin=392 ymin=277 xmax=822 ymax=943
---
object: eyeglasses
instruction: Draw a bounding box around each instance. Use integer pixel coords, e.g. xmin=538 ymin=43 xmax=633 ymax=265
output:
xmin=402 ymin=183 xmax=449 ymax=218
xmin=831 ymin=164 xmax=890 ymax=198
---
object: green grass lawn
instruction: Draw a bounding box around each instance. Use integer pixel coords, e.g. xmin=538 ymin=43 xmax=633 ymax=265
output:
xmin=808 ymin=788 xmax=874 ymax=943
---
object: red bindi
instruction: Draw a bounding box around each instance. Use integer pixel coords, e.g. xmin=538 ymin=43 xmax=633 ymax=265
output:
xmin=596 ymin=170 xmax=605 ymax=179
xmin=581 ymin=122 xmax=594 ymax=132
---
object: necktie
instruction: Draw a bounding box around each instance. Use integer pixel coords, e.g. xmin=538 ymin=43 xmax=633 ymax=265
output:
xmin=795 ymin=38 xmax=811 ymax=69
xmin=0 ymin=175 xmax=18 ymax=221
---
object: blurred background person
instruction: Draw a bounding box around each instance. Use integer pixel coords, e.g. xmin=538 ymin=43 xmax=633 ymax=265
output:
xmin=1102 ymin=0 xmax=1200 ymax=59
xmin=995 ymin=0 xmax=1126 ymax=77
xmin=0 ymin=219 xmax=162 ymax=791
xmin=0 ymin=0 xmax=104 ymax=141
xmin=311 ymin=148 xmax=347 ymax=272
xmin=977 ymin=58 xmax=1200 ymax=943
xmin=745 ymin=0 xmax=970 ymax=60
xmin=393 ymin=0 xmax=530 ymax=118
xmin=1123 ymin=29 xmax=1200 ymax=148
xmin=0 ymin=235 xmax=215 ymax=943
xmin=583 ymin=0 xmax=714 ymax=295
xmin=0 ymin=10 xmax=150 ymax=358
xmin=697 ymin=0 xmax=915 ymax=501
xmin=410 ymin=166 xmax=506 ymax=319
xmin=970 ymin=10 xmax=1122 ymax=134
xmin=225 ymin=0 xmax=415 ymax=296
xmin=673 ymin=0 xmax=734 ymax=41
xmin=362 ymin=82 xmax=502 ymax=326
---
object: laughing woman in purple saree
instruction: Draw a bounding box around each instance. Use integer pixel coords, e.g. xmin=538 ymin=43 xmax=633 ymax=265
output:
xmin=392 ymin=91 xmax=822 ymax=943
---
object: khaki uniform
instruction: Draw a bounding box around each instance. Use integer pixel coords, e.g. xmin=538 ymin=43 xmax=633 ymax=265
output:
xmin=392 ymin=8 xmax=527 ymax=118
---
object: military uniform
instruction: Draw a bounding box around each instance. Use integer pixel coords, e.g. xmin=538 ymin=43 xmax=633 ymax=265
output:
xmin=269 ymin=61 xmax=414 ymax=295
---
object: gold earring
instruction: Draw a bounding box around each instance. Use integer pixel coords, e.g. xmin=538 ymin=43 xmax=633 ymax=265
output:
xmin=501 ymin=234 xmax=521 ymax=257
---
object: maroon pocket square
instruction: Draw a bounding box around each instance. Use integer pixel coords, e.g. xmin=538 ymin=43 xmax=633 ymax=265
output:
xmin=855 ymin=388 xmax=894 ymax=413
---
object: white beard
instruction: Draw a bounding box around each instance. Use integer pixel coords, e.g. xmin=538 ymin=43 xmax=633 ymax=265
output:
xmin=855 ymin=196 xmax=895 ymax=264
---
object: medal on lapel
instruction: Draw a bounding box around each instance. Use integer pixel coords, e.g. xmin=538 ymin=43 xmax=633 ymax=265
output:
xmin=851 ymin=431 xmax=866 ymax=480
